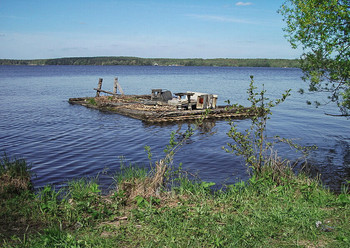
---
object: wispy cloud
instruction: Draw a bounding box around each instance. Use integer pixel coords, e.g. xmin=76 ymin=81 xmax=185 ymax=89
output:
xmin=236 ymin=2 xmax=253 ymax=6
xmin=187 ymin=14 xmax=254 ymax=24
xmin=0 ymin=14 xmax=27 ymax=20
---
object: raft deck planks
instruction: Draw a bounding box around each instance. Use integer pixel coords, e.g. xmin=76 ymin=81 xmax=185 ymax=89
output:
xmin=68 ymin=96 xmax=254 ymax=123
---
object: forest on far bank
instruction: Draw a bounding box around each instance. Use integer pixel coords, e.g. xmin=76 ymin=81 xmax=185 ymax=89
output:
xmin=0 ymin=56 xmax=299 ymax=68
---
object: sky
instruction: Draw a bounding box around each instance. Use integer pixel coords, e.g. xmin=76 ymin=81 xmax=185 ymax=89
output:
xmin=0 ymin=0 xmax=301 ymax=59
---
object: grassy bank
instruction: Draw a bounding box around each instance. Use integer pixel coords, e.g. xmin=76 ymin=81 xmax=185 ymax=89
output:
xmin=1 ymin=155 xmax=349 ymax=247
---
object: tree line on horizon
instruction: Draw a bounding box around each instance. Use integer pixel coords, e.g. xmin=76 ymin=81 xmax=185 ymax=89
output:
xmin=0 ymin=57 xmax=299 ymax=68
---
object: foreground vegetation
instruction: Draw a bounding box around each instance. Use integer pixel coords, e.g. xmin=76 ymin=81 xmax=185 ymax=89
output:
xmin=1 ymin=153 xmax=349 ymax=247
xmin=0 ymin=56 xmax=299 ymax=68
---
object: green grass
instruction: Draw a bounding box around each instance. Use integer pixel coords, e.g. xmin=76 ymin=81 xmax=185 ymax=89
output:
xmin=86 ymin=97 xmax=97 ymax=106
xmin=0 ymin=157 xmax=349 ymax=247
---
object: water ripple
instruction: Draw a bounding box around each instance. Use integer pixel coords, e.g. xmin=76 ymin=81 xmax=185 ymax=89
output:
xmin=1 ymin=65 xmax=349 ymax=191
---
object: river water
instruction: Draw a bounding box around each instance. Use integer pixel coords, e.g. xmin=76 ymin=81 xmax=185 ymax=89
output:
xmin=0 ymin=65 xmax=349 ymax=191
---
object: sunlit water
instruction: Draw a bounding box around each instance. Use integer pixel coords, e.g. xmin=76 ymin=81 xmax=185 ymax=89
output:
xmin=0 ymin=65 xmax=349 ymax=192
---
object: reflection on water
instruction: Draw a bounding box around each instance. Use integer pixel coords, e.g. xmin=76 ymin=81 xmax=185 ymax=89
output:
xmin=143 ymin=119 xmax=219 ymax=136
xmin=307 ymin=139 xmax=350 ymax=192
xmin=198 ymin=120 xmax=217 ymax=135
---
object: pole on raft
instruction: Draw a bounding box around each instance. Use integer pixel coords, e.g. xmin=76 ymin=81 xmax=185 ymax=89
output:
xmin=114 ymin=77 xmax=124 ymax=95
xmin=96 ymin=78 xmax=103 ymax=97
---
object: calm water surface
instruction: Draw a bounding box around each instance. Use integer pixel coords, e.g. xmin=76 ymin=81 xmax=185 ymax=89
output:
xmin=0 ymin=65 xmax=349 ymax=191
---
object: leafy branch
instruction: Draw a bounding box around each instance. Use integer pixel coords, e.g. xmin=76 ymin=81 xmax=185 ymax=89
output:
xmin=224 ymin=76 xmax=294 ymax=175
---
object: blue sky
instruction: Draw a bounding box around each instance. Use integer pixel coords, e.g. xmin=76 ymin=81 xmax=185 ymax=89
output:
xmin=0 ymin=0 xmax=301 ymax=59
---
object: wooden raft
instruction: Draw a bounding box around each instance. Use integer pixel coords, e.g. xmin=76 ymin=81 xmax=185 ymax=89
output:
xmin=68 ymin=96 xmax=255 ymax=123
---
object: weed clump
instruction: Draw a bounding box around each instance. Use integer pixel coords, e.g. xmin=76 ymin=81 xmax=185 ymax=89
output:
xmin=86 ymin=97 xmax=97 ymax=105
xmin=0 ymin=154 xmax=32 ymax=195
xmin=115 ymin=159 xmax=168 ymax=203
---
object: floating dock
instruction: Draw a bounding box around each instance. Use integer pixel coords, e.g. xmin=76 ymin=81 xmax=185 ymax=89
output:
xmin=68 ymin=95 xmax=254 ymax=123
xmin=68 ymin=78 xmax=255 ymax=123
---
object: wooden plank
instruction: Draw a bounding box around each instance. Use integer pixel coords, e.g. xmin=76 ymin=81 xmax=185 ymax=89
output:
xmin=93 ymin=88 xmax=116 ymax=96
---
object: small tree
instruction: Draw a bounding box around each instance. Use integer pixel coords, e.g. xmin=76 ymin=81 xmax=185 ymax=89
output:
xmin=279 ymin=0 xmax=350 ymax=116
xmin=224 ymin=76 xmax=291 ymax=175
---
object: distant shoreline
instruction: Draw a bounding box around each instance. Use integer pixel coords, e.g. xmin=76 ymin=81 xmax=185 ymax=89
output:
xmin=0 ymin=56 xmax=299 ymax=68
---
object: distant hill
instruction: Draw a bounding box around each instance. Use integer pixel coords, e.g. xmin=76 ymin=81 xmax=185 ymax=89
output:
xmin=0 ymin=56 xmax=299 ymax=68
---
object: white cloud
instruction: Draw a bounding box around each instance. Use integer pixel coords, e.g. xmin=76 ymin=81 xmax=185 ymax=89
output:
xmin=187 ymin=14 xmax=254 ymax=24
xmin=236 ymin=2 xmax=253 ymax=6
